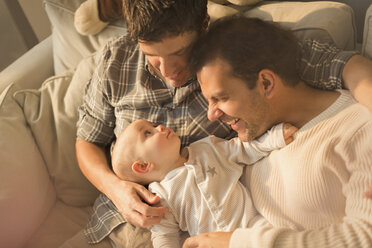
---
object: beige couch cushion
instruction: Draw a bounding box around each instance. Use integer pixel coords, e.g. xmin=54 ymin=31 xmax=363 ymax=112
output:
xmin=25 ymin=201 xmax=92 ymax=248
xmin=0 ymin=85 xmax=56 ymax=248
xmin=44 ymin=0 xmax=356 ymax=75
xmin=208 ymin=1 xmax=356 ymax=49
xmin=13 ymin=53 xmax=101 ymax=207
xmin=210 ymin=0 xmax=262 ymax=6
xmin=362 ymin=4 xmax=372 ymax=59
xmin=44 ymin=0 xmax=127 ymax=74
xmin=244 ymin=1 xmax=356 ymax=50
xmin=0 ymin=36 xmax=53 ymax=94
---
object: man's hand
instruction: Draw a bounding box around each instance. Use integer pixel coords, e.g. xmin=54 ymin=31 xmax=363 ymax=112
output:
xmin=109 ymin=180 xmax=168 ymax=227
xmin=182 ymin=232 xmax=232 ymax=248
xmin=283 ymin=123 xmax=298 ymax=145
xmin=343 ymin=54 xmax=372 ymax=112
xmin=363 ymin=183 xmax=372 ymax=200
xmin=76 ymin=140 xmax=168 ymax=227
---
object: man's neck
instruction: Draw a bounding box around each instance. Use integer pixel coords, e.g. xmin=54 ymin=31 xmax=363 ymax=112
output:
xmin=274 ymin=82 xmax=340 ymax=128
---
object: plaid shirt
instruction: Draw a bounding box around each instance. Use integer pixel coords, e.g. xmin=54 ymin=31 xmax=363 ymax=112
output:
xmin=76 ymin=36 xmax=357 ymax=243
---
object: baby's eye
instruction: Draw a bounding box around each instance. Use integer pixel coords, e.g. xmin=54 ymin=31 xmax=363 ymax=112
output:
xmin=145 ymin=130 xmax=151 ymax=137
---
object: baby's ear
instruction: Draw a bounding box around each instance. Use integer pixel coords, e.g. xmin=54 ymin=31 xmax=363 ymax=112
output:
xmin=132 ymin=161 xmax=154 ymax=175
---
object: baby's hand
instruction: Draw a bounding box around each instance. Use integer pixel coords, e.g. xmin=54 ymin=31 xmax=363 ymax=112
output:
xmin=363 ymin=184 xmax=372 ymax=200
xmin=283 ymin=123 xmax=298 ymax=145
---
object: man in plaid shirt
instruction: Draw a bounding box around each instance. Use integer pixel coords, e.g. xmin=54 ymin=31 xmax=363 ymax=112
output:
xmin=69 ymin=0 xmax=372 ymax=247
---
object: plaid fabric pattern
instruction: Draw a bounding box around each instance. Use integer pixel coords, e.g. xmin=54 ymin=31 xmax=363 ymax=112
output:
xmin=298 ymin=40 xmax=358 ymax=90
xmin=77 ymin=36 xmax=357 ymax=243
xmin=77 ymin=36 xmax=233 ymax=149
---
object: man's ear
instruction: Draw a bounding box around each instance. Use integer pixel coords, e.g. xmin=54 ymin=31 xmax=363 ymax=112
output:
xmin=132 ymin=161 xmax=154 ymax=175
xmin=258 ymin=69 xmax=276 ymax=99
xmin=202 ymin=14 xmax=210 ymax=31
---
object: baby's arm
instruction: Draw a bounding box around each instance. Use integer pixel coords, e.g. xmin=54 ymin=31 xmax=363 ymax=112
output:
xmin=234 ymin=123 xmax=297 ymax=165
xmin=152 ymin=226 xmax=181 ymax=248
xmin=282 ymin=123 xmax=298 ymax=145
xmin=151 ymin=209 xmax=182 ymax=248
xmin=364 ymin=183 xmax=372 ymax=199
xmin=253 ymin=123 xmax=297 ymax=151
xmin=149 ymin=187 xmax=183 ymax=248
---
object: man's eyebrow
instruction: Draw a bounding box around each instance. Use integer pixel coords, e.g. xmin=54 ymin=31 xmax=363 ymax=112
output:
xmin=211 ymin=91 xmax=228 ymax=98
xmin=143 ymin=46 xmax=187 ymax=57
xmin=169 ymin=47 xmax=187 ymax=55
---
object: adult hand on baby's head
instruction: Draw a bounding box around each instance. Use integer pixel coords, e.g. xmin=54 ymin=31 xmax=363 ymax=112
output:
xmin=283 ymin=123 xmax=298 ymax=145
xmin=109 ymin=180 xmax=168 ymax=227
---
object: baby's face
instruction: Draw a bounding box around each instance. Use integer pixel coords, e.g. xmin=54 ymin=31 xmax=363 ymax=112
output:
xmin=127 ymin=120 xmax=181 ymax=170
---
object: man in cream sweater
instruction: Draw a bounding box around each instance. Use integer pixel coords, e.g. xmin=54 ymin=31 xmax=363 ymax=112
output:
xmin=184 ymin=16 xmax=372 ymax=248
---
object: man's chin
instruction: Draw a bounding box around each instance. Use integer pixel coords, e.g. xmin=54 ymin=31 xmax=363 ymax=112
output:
xmin=165 ymin=73 xmax=192 ymax=87
xmin=233 ymin=121 xmax=254 ymax=142
xmin=237 ymin=130 xmax=252 ymax=142
xmin=168 ymin=80 xmax=186 ymax=87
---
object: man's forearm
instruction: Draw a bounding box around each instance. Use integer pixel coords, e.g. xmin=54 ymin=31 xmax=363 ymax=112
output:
xmin=343 ymin=54 xmax=372 ymax=111
xmin=76 ymin=139 xmax=121 ymax=196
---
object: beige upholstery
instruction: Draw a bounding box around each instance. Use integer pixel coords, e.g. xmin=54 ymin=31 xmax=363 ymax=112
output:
xmin=0 ymin=1 xmax=357 ymax=247
xmin=362 ymin=4 xmax=372 ymax=59
xmin=26 ymin=201 xmax=93 ymax=248
xmin=245 ymin=1 xmax=356 ymax=50
xmin=0 ymin=84 xmax=56 ymax=248
xmin=44 ymin=0 xmax=127 ymax=74
xmin=0 ymin=37 xmax=53 ymax=93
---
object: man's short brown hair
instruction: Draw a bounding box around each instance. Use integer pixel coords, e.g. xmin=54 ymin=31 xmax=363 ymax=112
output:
xmin=123 ymin=0 xmax=208 ymax=42
xmin=190 ymin=16 xmax=301 ymax=89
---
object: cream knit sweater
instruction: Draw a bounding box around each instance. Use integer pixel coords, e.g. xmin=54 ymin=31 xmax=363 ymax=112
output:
xmin=231 ymin=90 xmax=372 ymax=247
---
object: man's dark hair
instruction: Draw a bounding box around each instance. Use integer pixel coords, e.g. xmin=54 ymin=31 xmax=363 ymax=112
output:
xmin=189 ymin=16 xmax=300 ymax=89
xmin=123 ymin=0 xmax=208 ymax=42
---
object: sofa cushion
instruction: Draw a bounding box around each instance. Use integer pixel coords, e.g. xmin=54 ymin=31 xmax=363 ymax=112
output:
xmin=25 ymin=201 xmax=92 ymax=248
xmin=0 ymin=84 xmax=56 ymax=248
xmin=13 ymin=53 xmax=101 ymax=207
xmin=43 ymin=0 xmax=356 ymax=76
xmin=244 ymin=1 xmax=356 ymax=50
xmin=362 ymin=4 xmax=372 ymax=59
xmin=43 ymin=0 xmax=127 ymax=74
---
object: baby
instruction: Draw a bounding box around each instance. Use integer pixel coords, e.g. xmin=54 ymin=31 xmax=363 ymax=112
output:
xmin=111 ymin=119 xmax=297 ymax=247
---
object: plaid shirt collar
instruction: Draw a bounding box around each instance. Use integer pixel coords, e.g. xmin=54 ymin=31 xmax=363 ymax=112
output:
xmin=145 ymin=63 xmax=197 ymax=88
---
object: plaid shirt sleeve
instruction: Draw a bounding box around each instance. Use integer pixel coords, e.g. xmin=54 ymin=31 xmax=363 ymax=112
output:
xmin=298 ymin=39 xmax=358 ymax=90
xmin=76 ymin=42 xmax=117 ymax=146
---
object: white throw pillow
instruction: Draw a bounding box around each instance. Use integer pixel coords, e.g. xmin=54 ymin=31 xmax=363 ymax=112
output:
xmin=43 ymin=0 xmax=127 ymax=74
xmin=13 ymin=53 xmax=101 ymax=207
xmin=244 ymin=1 xmax=356 ymax=50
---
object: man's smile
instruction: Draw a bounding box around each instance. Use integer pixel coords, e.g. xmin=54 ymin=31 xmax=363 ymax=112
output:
xmin=220 ymin=115 xmax=241 ymax=130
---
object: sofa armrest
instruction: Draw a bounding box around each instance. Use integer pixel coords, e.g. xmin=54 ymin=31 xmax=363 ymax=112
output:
xmin=0 ymin=36 xmax=54 ymax=94
xmin=0 ymin=84 xmax=56 ymax=248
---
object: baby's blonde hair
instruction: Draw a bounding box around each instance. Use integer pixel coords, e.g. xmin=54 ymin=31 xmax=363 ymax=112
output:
xmin=112 ymin=127 xmax=136 ymax=180
xmin=111 ymin=126 xmax=150 ymax=185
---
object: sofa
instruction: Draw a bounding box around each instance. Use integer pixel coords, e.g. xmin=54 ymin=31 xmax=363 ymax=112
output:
xmin=0 ymin=0 xmax=361 ymax=247
xmin=363 ymin=4 xmax=372 ymax=59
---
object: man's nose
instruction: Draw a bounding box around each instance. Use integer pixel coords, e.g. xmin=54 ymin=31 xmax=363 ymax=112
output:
xmin=159 ymin=58 xmax=176 ymax=77
xmin=207 ymin=103 xmax=223 ymax=121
